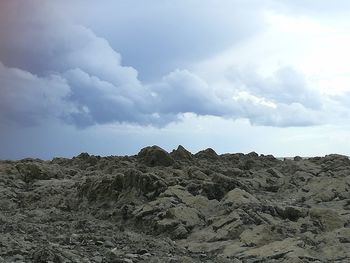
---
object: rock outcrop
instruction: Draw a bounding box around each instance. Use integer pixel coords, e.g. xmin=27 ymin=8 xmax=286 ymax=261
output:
xmin=137 ymin=145 xmax=174 ymax=167
xmin=0 ymin=147 xmax=349 ymax=262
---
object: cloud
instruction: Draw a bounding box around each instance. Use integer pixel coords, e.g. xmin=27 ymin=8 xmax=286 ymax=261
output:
xmin=63 ymin=68 xmax=157 ymax=127
xmin=0 ymin=62 xmax=73 ymax=126
xmin=151 ymin=69 xmax=229 ymax=116
xmin=51 ymin=0 xmax=266 ymax=80
xmin=227 ymin=66 xmax=323 ymax=109
xmin=273 ymin=0 xmax=350 ymax=15
xmin=3 ymin=1 xmax=350 ymax=160
xmin=0 ymin=0 xmax=346 ymax=131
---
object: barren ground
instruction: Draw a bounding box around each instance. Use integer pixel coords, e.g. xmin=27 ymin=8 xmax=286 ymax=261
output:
xmin=1 ymin=145 xmax=350 ymax=262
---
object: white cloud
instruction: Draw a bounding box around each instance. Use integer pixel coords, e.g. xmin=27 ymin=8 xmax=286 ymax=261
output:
xmin=227 ymin=66 xmax=323 ymax=109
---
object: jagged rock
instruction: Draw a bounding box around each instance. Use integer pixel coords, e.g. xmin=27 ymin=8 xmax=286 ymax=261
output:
xmin=221 ymin=188 xmax=259 ymax=208
xmin=194 ymin=148 xmax=218 ymax=159
xmin=236 ymin=238 xmax=309 ymax=261
xmin=138 ymin=146 xmax=174 ymax=167
xmin=275 ymin=206 xmax=308 ymax=221
xmin=204 ymin=173 xmax=248 ymax=200
xmin=1 ymin=147 xmax=350 ymax=262
xmin=166 ymin=206 xmax=202 ymax=228
xmin=170 ymin=145 xmax=193 ymax=160
xmin=32 ymin=247 xmax=62 ymax=263
xmin=78 ymin=170 xmax=167 ymax=205
xmin=15 ymin=162 xmax=46 ymax=183
xmin=187 ymin=168 xmax=210 ymax=180
xmin=310 ymin=208 xmax=345 ymax=231
xmin=239 ymin=224 xmax=280 ymax=246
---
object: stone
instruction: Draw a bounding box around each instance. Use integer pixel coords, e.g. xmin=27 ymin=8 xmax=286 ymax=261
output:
xmin=137 ymin=146 xmax=174 ymax=167
xmin=170 ymin=145 xmax=193 ymax=160
xmin=310 ymin=208 xmax=345 ymax=231
xmin=222 ymin=188 xmax=259 ymax=207
xmin=1 ymin=146 xmax=350 ymax=262
xmin=194 ymin=148 xmax=218 ymax=159
xmin=166 ymin=206 xmax=202 ymax=228
xmin=237 ymin=238 xmax=308 ymax=260
xmin=92 ymin=256 xmax=103 ymax=263
xmin=239 ymin=224 xmax=279 ymax=246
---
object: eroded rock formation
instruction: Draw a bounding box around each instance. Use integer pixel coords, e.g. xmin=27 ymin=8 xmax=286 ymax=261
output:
xmin=0 ymin=146 xmax=350 ymax=262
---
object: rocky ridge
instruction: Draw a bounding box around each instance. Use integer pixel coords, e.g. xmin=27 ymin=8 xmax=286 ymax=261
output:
xmin=0 ymin=145 xmax=350 ymax=262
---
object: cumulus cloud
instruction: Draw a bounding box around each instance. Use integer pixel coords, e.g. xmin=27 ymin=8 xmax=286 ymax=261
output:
xmin=228 ymin=66 xmax=323 ymax=109
xmin=0 ymin=0 xmax=346 ymax=130
xmin=0 ymin=62 xmax=74 ymax=126
xmin=151 ymin=69 xmax=229 ymax=116
xmin=52 ymin=0 xmax=266 ymax=80
xmin=63 ymin=68 xmax=157 ymax=126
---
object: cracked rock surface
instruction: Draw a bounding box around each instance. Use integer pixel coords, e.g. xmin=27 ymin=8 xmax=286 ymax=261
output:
xmin=1 ymin=146 xmax=350 ymax=262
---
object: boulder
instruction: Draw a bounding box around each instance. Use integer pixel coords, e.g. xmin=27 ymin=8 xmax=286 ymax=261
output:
xmin=138 ymin=146 xmax=174 ymax=167
xmin=194 ymin=148 xmax=218 ymax=159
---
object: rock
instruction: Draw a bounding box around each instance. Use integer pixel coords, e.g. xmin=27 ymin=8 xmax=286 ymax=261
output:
xmin=179 ymin=256 xmax=195 ymax=263
xmin=138 ymin=146 xmax=174 ymax=167
xmin=170 ymin=145 xmax=193 ymax=160
xmin=275 ymin=206 xmax=308 ymax=221
xmin=187 ymin=168 xmax=209 ymax=180
xmin=11 ymin=254 xmax=25 ymax=261
xmin=267 ymin=168 xmax=284 ymax=178
xmin=92 ymin=255 xmax=103 ymax=263
xmin=222 ymin=242 xmax=249 ymax=258
xmin=78 ymin=170 xmax=166 ymax=203
xmin=294 ymin=156 xmax=303 ymax=161
xmin=237 ymin=238 xmax=308 ymax=261
xmin=221 ymin=188 xmax=259 ymax=208
xmin=166 ymin=206 xmax=202 ymax=228
xmin=171 ymin=225 xmax=188 ymax=239
xmin=16 ymin=163 xmax=46 ymax=183
xmin=310 ymin=208 xmax=345 ymax=231
xmin=204 ymin=173 xmax=246 ymax=200
xmin=32 ymin=247 xmax=62 ymax=263
xmin=104 ymin=240 xmax=115 ymax=248
xmin=185 ymin=241 xmax=231 ymax=254
xmin=1 ymin=147 xmax=350 ymax=262
xmin=239 ymin=224 xmax=280 ymax=246
xmin=194 ymin=148 xmax=218 ymax=159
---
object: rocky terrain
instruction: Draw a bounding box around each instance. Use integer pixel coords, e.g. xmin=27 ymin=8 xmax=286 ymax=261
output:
xmin=1 ymin=145 xmax=350 ymax=262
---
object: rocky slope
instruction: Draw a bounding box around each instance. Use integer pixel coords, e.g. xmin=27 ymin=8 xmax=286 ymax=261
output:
xmin=1 ymin=145 xmax=350 ymax=262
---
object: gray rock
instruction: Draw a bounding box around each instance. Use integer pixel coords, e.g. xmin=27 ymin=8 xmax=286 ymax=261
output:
xmin=1 ymin=147 xmax=350 ymax=262
xmin=170 ymin=145 xmax=193 ymax=160
xmin=138 ymin=146 xmax=174 ymax=167
xmin=194 ymin=148 xmax=218 ymax=159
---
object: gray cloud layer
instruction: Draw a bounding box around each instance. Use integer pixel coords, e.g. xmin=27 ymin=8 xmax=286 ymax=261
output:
xmin=53 ymin=0 xmax=266 ymax=81
xmin=0 ymin=1 xmax=347 ymax=130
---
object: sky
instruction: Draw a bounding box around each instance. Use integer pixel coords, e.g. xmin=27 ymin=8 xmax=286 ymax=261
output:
xmin=1 ymin=0 xmax=350 ymax=159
